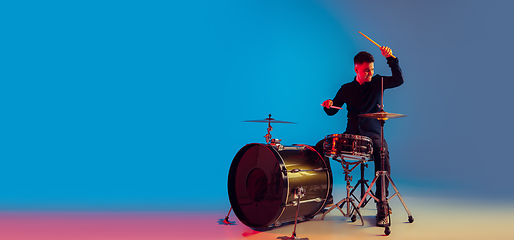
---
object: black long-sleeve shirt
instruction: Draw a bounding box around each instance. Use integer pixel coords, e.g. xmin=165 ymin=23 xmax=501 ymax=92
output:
xmin=324 ymin=57 xmax=404 ymax=137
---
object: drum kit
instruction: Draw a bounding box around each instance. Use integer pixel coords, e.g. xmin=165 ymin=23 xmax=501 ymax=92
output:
xmin=223 ymin=33 xmax=413 ymax=238
xmin=224 ymin=110 xmax=414 ymax=237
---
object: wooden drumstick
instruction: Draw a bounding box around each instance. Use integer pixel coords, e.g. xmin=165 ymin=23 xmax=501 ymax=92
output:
xmin=358 ymin=31 xmax=396 ymax=58
xmin=320 ymin=104 xmax=342 ymax=109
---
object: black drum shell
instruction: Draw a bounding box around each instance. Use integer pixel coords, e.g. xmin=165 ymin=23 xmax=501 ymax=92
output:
xmin=227 ymin=143 xmax=330 ymax=228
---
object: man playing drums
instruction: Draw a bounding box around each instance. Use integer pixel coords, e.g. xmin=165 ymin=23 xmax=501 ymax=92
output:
xmin=321 ymin=46 xmax=404 ymax=226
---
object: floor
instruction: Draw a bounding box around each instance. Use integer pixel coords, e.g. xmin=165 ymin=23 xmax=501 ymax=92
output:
xmin=1 ymin=194 xmax=512 ymax=239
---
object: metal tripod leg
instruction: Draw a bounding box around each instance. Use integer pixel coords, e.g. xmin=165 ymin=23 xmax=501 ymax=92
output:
xmin=321 ymin=160 xmax=364 ymax=225
xmin=321 ymin=190 xmax=364 ymax=225
xmin=385 ymin=173 xmax=414 ymax=223
xmin=356 ymin=171 xmax=414 ymax=235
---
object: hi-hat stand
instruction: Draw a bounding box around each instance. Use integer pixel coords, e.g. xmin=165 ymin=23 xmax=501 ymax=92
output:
xmin=356 ymin=77 xmax=414 ymax=235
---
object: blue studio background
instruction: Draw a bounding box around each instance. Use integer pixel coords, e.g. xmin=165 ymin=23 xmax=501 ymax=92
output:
xmin=1 ymin=0 xmax=513 ymax=211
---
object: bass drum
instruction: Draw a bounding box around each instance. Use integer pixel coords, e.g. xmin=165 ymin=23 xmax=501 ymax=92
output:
xmin=228 ymin=143 xmax=331 ymax=228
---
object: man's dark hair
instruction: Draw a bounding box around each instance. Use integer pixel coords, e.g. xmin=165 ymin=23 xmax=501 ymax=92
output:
xmin=354 ymin=51 xmax=374 ymax=65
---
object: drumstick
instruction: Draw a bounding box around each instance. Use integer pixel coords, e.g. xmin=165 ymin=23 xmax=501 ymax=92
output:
xmin=321 ymin=104 xmax=342 ymax=109
xmin=358 ymin=31 xmax=396 ymax=58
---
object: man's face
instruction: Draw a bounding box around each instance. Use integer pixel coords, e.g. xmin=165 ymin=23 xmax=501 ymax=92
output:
xmin=355 ymin=62 xmax=374 ymax=84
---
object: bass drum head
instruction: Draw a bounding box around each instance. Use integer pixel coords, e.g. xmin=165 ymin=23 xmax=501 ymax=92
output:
xmin=228 ymin=144 xmax=286 ymax=228
xmin=228 ymin=143 xmax=329 ymax=228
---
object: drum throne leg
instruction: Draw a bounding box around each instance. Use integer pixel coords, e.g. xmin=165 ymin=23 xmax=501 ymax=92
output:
xmin=350 ymin=162 xmax=374 ymax=208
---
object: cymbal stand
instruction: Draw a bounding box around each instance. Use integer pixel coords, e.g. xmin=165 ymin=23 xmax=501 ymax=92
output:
xmin=352 ymin=77 xmax=414 ymax=235
xmin=321 ymin=158 xmax=364 ymax=225
xmin=242 ymin=114 xmax=296 ymax=144
xmin=355 ymin=119 xmax=414 ymax=235
xmin=277 ymin=187 xmax=309 ymax=240
xmin=264 ymin=114 xmax=273 ymax=144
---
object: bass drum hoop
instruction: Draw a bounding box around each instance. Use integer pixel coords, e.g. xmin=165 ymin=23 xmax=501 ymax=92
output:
xmin=228 ymin=143 xmax=329 ymax=228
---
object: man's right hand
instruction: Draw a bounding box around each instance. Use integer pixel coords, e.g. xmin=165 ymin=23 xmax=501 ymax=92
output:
xmin=380 ymin=46 xmax=395 ymax=58
xmin=322 ymin=99 xmax=333 ymax=108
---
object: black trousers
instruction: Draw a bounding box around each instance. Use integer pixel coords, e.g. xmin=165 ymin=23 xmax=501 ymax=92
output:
xmin=370 ymin=135 xmax=390 ymax=201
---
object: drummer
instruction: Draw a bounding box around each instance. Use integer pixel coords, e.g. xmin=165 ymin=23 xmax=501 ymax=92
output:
xmin=321 ymin=47 xmax=404 ymax=226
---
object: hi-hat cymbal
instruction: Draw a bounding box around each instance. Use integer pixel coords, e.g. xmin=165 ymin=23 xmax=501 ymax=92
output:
xmin=359 ymin=111 xmax=406 ymax=120
xmin=243 ymin=114 xmax=296 ymax=124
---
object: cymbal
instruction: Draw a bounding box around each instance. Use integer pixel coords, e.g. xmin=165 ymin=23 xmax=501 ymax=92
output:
xmin=243 ymin=114 xmax=296 ymax=124
xmin=243 ymin=118 xmax=296 ymax=124
xmin=359 ymin=111 xmax=406 ymax=120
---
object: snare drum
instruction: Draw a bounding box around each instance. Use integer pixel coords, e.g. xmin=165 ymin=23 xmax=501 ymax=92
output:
xmin=228 ymin=143 xmax=331 ymax=228
xmin=323 ymin=134 xmax=373 ymax=160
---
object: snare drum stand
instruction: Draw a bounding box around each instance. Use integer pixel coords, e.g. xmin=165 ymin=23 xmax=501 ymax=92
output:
xmin=321 ymin=157 xmax=365 ymax=226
